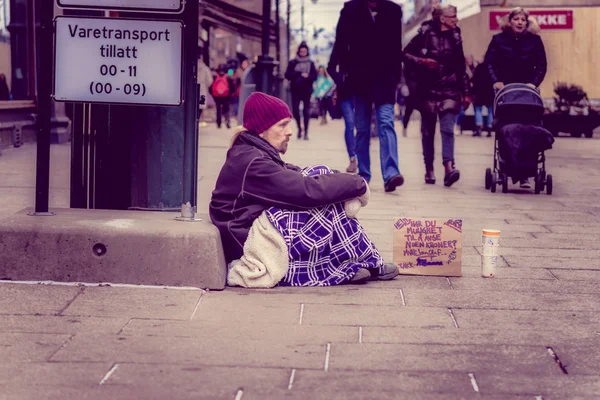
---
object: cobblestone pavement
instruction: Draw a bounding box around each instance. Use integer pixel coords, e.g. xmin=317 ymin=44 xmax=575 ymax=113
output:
xmin=1 ymin=119 xmax=599 ymax=399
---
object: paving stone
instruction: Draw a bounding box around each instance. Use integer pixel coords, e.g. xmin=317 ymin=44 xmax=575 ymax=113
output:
xmin=207 ymin=287 xmax=404 ymax=306
xmin=61 ymin=286 xmax=203 ymax=320
xmin=301 ymin=304 xmax=453 ymax=328
xmin=291 ymin=370 xmax=474 ymax=394
xmin=549 ymin=269 xmax=600 ymax=281
xmin=50 ymin=334 xmax=325 ymax=369
xmin=0 ymin=314 xmax=128 ymax=335
xmin=543 ymin=225 xmax=600 ymax=234
xmin=104 ymin=364 xmax=290 ymax=398
xmin=243 ymin=390 xmax=535 ymax=400
xmin=362 ymin=326 xmax=596 ymax=346
xmin=0 ymin=283 xmax=80 ymax=315
xmin=499 ymin=247 xmax=600 ymax=258
xmin=452 ymin=309 xmax=600 ymax=331
xmin=366 ymin=275 xmax=451 ymax=290
xmin=524 ymin=211 xmax=600 ymax=224
xmin=500 ymin=237 xmax=600 ymax=250
xmin=403 ymin=289 xmax=600 ymax=311
xmin=460 ymin=266 xmax=556 ymax=280
xmin=475 ymin=373 xmax=600 ymax=397
xmin=503 ymin=256 xmax=600 ymax=270
xmin=192 ymin=296 xmax=300 ymax=324
xmin=0 ymin=362 xmax=110 ymax=386
xmin=122 ymin=319 xmax=358 ymax=344
xmin=0 ymin=333 xmax=71 ymax=362
xmin=327 ymin=343 xmax=559 ymax=375
xmin=449 ymin=277 xmax=600 ymax=294
xmin=551 ymin=343 xmax=600 ymax=376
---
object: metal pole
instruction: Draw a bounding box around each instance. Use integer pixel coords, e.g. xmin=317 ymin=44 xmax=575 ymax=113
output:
xmin=287 ymin=0 xmax=291 ymax=61
xmin=301 ymin=0 xmax=305 ymax=40
xmin=178 ymin=0 xmax=200 ymax=221
xmin=275 ymin=0 xmax=281 ymax=74
xmin=261 ymin=0 xmax=271 ymax=57
xmin=32 ymin=0 xmax=54 ymax=215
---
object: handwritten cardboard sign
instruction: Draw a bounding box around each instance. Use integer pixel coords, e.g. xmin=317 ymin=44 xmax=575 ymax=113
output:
xmin=393 ymin=218 xmax=462 ymax=277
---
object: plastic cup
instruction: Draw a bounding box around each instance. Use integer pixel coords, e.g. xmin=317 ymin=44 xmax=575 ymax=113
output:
xmin=481 ymin=229 xmax=501 ymax=278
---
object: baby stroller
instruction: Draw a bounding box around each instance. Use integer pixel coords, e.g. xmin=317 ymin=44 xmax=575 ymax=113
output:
xmin=485 ymin=83 xmax=555 ymax=194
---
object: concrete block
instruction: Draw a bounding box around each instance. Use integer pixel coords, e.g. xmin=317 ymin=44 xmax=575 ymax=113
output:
xmin=0 ymin=314 xmax=128 ymax=335
xmin=475 ymin=373 xmax=600 ymax=398
xmin=549 ymin=269 xmax=600 ymax=281
xmin=0 ymin=362 xmax=111 ymax=386
xmin=452 ymin=309 xmax=600 ymax=331
xmin=0 ymin=208 xmax=226 ymax=289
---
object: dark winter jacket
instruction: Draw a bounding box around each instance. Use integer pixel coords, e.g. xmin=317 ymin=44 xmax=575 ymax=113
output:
xmin=327 ymin=44 xmax=352 ymax=101
xmin=484 ymin=30 xmax=547 ymax=87
xmin=330 ymin=0 xmax=403 ymax=105
xmin=209 ymin=132 xmax=368 ymax=263
xmin=472 ymin=62 xmax=495 ymax=106
xmin=404 ymin=20 xmax=470 ymax=113
xmin=285 ymin=58 xmax=318 ymax=98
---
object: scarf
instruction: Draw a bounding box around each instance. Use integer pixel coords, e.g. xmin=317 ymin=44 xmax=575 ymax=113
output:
xmin=294 ymin=55 xmax=312 ymax=75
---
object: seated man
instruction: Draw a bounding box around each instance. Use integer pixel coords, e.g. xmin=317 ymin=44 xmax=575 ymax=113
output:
xmin=209 ymin=92 xmax=399 ymax=287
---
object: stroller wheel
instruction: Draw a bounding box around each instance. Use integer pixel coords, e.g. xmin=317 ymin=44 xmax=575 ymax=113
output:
xmin=546 ymin=174 xmax=553 ymax=195
xmin=491 ymin=173 xmax=497 ymax=193
xmin=502 ymin=175 xmax=508 ymax=193
xmin=485 ymin=168 xmax=492 ymax=190
xmin=535 ymin=174 xmax=543 ymax=194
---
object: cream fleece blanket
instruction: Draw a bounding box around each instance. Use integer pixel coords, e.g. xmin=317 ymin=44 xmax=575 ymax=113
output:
xmin=227 ymin=184 xmax=370 ymax=288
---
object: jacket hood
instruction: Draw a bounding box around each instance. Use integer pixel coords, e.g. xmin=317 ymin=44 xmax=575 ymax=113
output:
xmin=499 ymin=15 xmax=541 ymax=35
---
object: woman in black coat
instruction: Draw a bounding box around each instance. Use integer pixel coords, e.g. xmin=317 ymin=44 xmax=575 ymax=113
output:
xmin=484 ymin=7 xmax=548 ymax=188
xmin=285 ymin=42 xmax=318 ymax=140
xmin=484 ymin=7 xmax=547 ymax=91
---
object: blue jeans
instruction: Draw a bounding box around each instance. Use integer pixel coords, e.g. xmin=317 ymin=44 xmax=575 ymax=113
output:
xmin=475 ymin=105 xmax=493 ymax=128
xmin=421 ymin=109 xmax=458 ymax=168
xmin=456 ymin=106 xmax=465 ymax=127
xmin=340 ymin=98 xmax=356 ymax=159
xmin=354 ymin=97 xmax=400 ymax=183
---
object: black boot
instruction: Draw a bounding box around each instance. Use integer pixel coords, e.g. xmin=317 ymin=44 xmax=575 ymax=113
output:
xmin=444 ymin=161 xmax=460 ymax=187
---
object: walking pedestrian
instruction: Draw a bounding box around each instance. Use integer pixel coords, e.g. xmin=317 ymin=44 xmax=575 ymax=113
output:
xmin=285 ymin=42 xmax=318 ymax=140
xmin=210 ymin=64 xmax=234 ymax=129
xmin=328 ymin=43 xmax=357 ymax=173
xmin=197 ymin=57 xmax=213 ymax=124
xmin=484 ymin=7 xmax=547 ymax=188
xmin=472 ymin=60 xmax=495 ymax=137
xmin=313 ymin=66 xmax=334 ymax=126
xmin=210 ymin=92 xmax=399 ymax=287
xmin=331 ymin=0 xmax=405 ymax=192
xmin=233 ymin=58 xmax=250 ymax=120
xmin=0 ymin=73 xmax=11 ymax=101
xmin=404 ymin=4 xmax=471 ymax=187
xmin=455 ymin=55 xmax=476 ymax=135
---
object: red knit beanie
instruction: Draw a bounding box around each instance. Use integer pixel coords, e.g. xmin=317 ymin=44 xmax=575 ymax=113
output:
xmin=243 ymin=92 xmax=293 ymax=134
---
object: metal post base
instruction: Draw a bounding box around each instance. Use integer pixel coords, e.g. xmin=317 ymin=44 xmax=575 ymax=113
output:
xmin=27 ymin=212 xmax=56 ymax=217
xmin=175 ymin=202 xmax=202 ymax=222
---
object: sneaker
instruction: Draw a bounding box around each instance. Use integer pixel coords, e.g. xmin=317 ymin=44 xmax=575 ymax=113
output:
xmin=346 ymin=158 xmax=358 ymax=173
xmin=520 ymin=179 xmax=531 ymax=189
xmin=348 ymin=268 xmax=371 ymax=284
xmin=370 ymin=264 xmax=400 ymax=281
xmin=473 ymin=127 xmax=482 ymax=137
xmin=384 ymin=174 xmax=404 ymax=193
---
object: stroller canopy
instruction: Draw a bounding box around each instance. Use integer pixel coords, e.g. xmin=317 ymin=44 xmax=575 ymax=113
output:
xmin=494 ymin=83 xmax=545 ymax=121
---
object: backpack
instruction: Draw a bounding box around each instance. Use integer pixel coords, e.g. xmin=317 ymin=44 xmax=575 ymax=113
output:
xmin=212 ymin=75 xmax=230 ymax=98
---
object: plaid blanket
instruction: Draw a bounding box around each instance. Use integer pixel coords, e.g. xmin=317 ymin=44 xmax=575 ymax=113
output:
xmin=265 ymin=165 xmax=385 ymax=286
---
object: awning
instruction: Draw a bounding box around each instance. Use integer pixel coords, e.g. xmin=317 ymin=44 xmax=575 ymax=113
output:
xmin=200 ymin=0 xmax=278 ymax=42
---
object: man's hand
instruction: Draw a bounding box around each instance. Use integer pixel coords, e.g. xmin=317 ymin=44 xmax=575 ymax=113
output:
xmin=526 ymin=83 xmax=536 ymax=89
xmin=419 ymin=58 xmax=439 ymax=70
xmin=301 ymin=73 xmax=309 ymax=78
xmin=493 ymin=82 xmax=505 ymax=90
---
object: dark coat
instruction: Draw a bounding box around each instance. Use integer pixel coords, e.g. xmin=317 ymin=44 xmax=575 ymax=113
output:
xmin=327 ymin=44 xmax=352 ymax=101
xmin=472 ymin=62 xmax=495 ymax=106
xmin=484 ymin=30 xmax=547 ymax=87
xmin=209 ymin=132 xmax=368 ymax=263
xmin=404 ymin=20 xmax=470 ymax=113
xmin=330 ymin=0 xmax=403 ymax=106
xmin=285 ymin=59 xmax=318 ymax=98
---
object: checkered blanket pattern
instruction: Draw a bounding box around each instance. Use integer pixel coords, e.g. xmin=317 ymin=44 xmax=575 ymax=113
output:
xmin=265 ymin=165 xmax=384 ymax=286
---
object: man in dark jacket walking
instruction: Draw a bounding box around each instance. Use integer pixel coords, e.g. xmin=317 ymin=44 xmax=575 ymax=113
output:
xmin=404 ymin=4 xmax=471 ymax=187
xmin=210 ymin=92 xmax=399 ymax=286
xmin=331 ymin=0 xmax=404 ymax=192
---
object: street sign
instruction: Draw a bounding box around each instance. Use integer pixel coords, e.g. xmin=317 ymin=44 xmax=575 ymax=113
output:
xmin=57 ymin=0 xmax=184 ymax=13
xmin=54 ymin=16 xmax=183 ymax=106
xmin=490 ymin=10 xmax=574 ymax=31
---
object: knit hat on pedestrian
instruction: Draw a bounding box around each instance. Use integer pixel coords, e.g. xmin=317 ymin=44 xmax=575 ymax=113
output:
xmin=242 ymin=92 xmax=293 ymax=135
